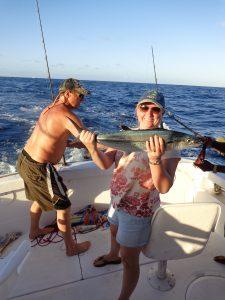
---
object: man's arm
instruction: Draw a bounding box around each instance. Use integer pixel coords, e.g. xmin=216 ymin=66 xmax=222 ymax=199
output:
xmin=64 ymin=112 xmax=84 ymax=138
xmin=79 ymin=130 xmax=116 ymax=169
xmin=65 ymin=114 xmax=108 ymax=151
xmin=67 ymin=139 xmax=85 ymax=148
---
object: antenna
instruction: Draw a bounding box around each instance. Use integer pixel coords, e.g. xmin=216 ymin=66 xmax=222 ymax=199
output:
xmin=151 ymin=46 xmax=158 ymax=91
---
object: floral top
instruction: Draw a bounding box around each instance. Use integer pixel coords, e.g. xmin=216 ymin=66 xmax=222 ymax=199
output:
xmin=110 ymin=150 xmax=179 ymax=217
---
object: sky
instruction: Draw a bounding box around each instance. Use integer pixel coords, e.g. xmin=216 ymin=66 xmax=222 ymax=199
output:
xmin=0 ymin=0 xmax=225 ymax=87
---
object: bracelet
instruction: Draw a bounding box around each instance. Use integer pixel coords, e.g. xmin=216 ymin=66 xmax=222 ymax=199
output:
xmin=213 ymin=165 xmax=217 ymax=173
xmin=149 ymin=158 xmax=161 ymax=165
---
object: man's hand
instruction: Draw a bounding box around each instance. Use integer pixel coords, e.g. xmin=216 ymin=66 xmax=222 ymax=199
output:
xmin=67 ymin=140 xmax=86 ymax=149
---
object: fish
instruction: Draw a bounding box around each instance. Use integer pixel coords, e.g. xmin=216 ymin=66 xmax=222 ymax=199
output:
xmin=65 ymin=117 xmax=203 ymax=153
xmin=96 ymin=128 xmax=203 ymax=153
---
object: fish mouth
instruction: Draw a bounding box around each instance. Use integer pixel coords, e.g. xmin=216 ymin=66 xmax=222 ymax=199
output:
xmin=194 ymin=138 xmax=204 ymax=147
xmin=187 ymin=139 xmax=203 ymax=149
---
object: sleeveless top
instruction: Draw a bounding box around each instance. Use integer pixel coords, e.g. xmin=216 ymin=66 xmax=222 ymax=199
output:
xmin=110 ymin=150 xmax=179 ymax=217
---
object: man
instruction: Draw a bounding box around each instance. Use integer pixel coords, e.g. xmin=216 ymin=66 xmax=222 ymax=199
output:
xmin=195 ymin=138 xmax=225 ymax=264
xmin=17 ymin=78 xmax=91 ymax=256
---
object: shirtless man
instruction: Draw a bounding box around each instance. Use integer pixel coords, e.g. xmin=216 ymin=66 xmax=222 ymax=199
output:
xmin=17 ymin=78 xmax=91 ymax=256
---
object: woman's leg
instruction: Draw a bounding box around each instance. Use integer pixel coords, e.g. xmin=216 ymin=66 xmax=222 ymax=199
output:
xmin=106 ymin=223 xmax=121 ymax=259
xmin=118 ymin=246 xmax=142 ymax=300
xmin=94 ymin=223 xmax=121 ymax=266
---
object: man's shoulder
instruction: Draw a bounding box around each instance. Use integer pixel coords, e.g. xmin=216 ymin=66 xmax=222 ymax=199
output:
xmin=48 ymin=104 xmax=76 ymax=118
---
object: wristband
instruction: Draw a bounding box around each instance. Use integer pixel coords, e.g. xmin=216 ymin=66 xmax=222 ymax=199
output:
xmin=149 ymin=158 xmax=161 ymax=165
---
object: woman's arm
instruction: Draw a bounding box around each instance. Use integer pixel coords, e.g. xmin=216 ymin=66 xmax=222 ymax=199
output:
xmin=146 ymin=135 xmax=180 ymax=193
xmin=79 ymin=130 xmax=116 ymax=169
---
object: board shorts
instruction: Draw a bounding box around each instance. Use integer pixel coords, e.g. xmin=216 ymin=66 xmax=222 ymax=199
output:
xmin=107 ymin=205 xmax=152 ymax=248
xmin=17 ymin=149 xmax=71 ymax=211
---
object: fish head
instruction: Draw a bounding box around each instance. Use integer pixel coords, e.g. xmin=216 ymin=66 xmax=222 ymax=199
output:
xmin=175 ymin=135 xmax=203 ymax=150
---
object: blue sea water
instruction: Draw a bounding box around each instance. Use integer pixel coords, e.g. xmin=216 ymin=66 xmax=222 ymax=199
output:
xmin=0 ymin=76 xmax=225 ymax=175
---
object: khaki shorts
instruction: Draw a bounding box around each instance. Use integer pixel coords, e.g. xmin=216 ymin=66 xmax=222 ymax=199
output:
xmin=17 ymin=150 xmax=71 ymax=211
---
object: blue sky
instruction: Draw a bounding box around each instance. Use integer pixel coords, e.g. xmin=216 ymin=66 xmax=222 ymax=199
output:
xmin=1 ymin=0 xmax=225 ymax=87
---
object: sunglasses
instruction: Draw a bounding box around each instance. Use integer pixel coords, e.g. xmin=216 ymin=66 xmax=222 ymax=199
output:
xmin=78 ymin=94 xmax=84 ymax=100
xmin=139 ymin=104 xmax=161 ymax=113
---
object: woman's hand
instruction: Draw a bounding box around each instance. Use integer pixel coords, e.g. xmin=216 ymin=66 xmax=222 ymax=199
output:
xmin=146 ymin=135 xmax=165 ymax=164
xmin=79 ymin=130 xmax=97 ymax=152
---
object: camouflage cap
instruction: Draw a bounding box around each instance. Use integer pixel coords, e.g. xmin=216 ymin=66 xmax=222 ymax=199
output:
xmin=59 ymin=78 xmax=91 ymax=95
xmin=137 ymin=90 xmax=165 ymax=111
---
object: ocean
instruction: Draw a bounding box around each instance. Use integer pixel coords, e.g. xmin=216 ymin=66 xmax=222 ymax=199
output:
xmin=0 ymin=76 xmax=225 ymax=175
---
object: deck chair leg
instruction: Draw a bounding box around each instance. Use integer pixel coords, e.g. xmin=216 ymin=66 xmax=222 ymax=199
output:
xmin=147 ymin=260 xmax=175 ymax=291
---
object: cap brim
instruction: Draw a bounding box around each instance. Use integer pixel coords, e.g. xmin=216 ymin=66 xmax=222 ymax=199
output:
xmin=137 ymin=99 xmax=164 ymax=111
xmin=75 ymin=86 xmax=91 ymax=95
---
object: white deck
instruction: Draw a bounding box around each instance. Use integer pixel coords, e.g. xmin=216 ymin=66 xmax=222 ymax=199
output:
xmin=6 ymin=230 xmax=225 ymax=300
xmin=1 ymin=159 xmax=225 ymax=300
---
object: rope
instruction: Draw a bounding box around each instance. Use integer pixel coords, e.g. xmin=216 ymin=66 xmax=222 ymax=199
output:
xmin=31 ymin=205 xmax=109 ymax=248
xmin=35 ymin=0 xmax=54 ymax=102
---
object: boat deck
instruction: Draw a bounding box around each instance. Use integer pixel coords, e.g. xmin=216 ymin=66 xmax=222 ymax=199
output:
xmin=6 ymin=228 xmax=225 ymax=300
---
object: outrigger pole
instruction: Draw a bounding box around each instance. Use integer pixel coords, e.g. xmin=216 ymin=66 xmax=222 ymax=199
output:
xmin=35 ymin=0 xmax=54 ymax=102
xmin=35 ymin=0 xmax=67 ymax=165
xmin=150 ymin=46 xmax=204 ymax=139
xmin=151 ymin=46 xmax=158 ymax=91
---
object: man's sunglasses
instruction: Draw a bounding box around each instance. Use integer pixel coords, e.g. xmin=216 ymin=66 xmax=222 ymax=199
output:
xmin=79 ymin=94 xmax=85 ymax=100
xmin=139 ymin=104 xmax=161 ymax=113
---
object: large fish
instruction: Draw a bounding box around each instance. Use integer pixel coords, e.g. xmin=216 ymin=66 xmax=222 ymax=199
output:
xmin=97 ymin=128 xmax=203 ymax=153
xmin=65 ymin=117 xmax=202 ymax=153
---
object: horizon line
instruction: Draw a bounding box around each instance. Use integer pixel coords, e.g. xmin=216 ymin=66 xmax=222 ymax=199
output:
xmin=0 ymin=75 xmax=225 ymax=90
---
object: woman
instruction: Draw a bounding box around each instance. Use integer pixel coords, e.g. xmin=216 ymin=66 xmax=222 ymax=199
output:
xmin=80 ymin=90 xmax=180 ymax=300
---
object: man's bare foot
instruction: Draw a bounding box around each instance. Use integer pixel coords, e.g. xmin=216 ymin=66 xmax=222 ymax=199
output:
xmin=66 ymin=241 xmax=91 ymax=256
xmin=29 ymin=227 xmax=55 ymax=240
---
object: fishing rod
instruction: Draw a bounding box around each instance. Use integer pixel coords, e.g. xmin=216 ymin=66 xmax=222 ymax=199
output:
xmin=35 ymin=0 xmax=54 ymax=102
xmin=165 ymin=110 xmax=204 ymax=139
xmin=35 ymin=0 xmax=67 ymax=165
xmin=150 ymin=46 xmax=204 ymax=139
xmin=151 ymin=46 xmax=158 ymax=92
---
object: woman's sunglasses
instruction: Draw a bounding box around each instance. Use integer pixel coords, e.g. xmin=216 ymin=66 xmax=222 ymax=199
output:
xmin=139 ymin=104 xmax=161 ymax=114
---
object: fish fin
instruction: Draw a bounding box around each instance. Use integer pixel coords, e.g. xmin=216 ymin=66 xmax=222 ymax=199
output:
xmin=120 ymin=125 xmax=132 ymax=131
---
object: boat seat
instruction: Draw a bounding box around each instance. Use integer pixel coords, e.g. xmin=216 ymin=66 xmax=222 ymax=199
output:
xmin=142 ymin=203 xmax=221 ymax=291
xmin=0 ymin=240 xmax=30 ymax=300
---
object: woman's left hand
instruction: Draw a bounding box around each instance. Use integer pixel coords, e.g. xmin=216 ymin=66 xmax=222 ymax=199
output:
xmin=79 ymin=130 xmax=97 ymax=151
xmin=146 ymin=135 xmax=165 ymax=162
